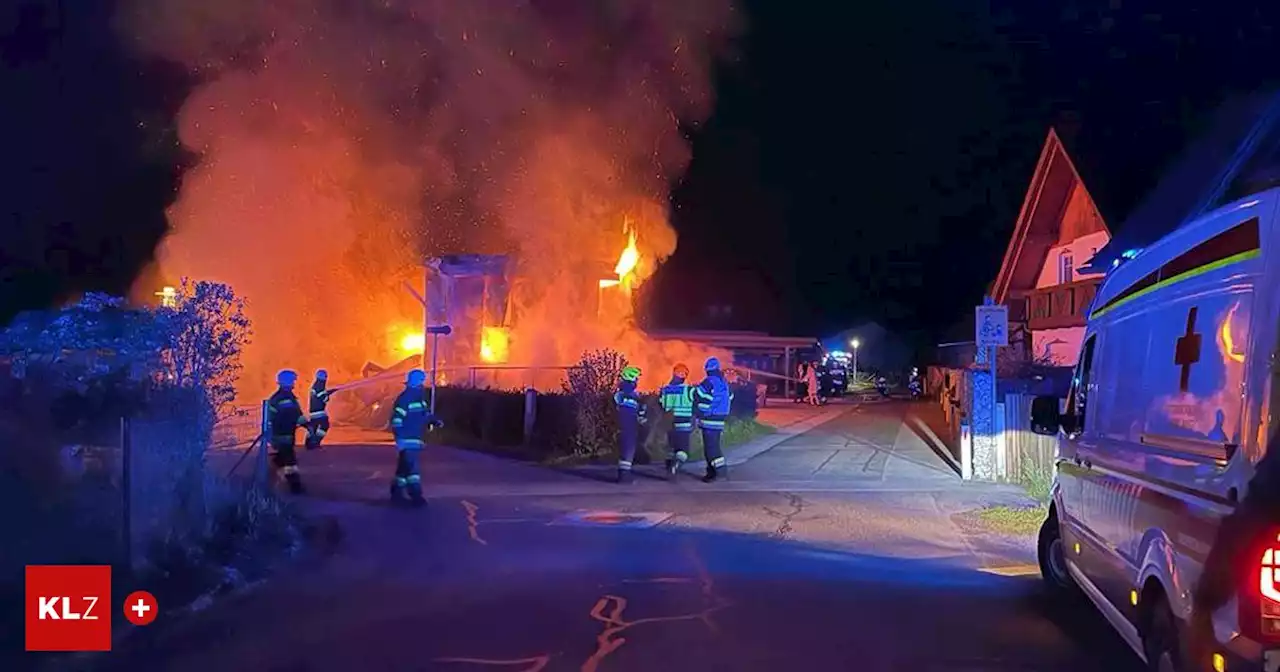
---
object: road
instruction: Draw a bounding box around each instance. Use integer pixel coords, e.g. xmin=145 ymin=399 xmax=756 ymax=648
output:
xmin=88 ymin=400 xmax=1141 ymax=672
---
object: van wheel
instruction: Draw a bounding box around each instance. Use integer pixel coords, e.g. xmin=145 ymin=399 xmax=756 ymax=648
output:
xmin=1037 ymin=513 xmax=1075 ymax=596
xmin=1143 ymin=598 xmax=1187 ymax=672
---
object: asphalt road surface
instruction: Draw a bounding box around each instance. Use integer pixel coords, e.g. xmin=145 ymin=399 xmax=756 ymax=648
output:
xmin=80 ymin=401 xmax=1143 ymax=672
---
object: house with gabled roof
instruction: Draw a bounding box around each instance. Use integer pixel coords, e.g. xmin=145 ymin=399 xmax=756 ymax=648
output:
xmin=990 ymin=128 xmax=1111 ymax=366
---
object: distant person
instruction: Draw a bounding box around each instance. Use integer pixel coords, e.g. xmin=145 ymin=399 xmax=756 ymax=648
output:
xmin=614 ymin=365 xmax=646 ymax=484
xmin=805 ymin=362 xmax=819 ymax=405
xmin=692 ymin=357 xmax=733 ymax=482
xmin=388 ymin=368 xmax=442 ymax=506
xmin=795 ymin=363 xmax=808 ymax=403
xmin=266 ymin=369 xmax=309 ymax=494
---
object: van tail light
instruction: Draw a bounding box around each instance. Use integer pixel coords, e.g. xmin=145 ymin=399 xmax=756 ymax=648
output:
xmin=1239 ymin=534 xmax=1280 ymax=640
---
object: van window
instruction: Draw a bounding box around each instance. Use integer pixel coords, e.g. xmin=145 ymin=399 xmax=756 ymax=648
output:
xmin=1096 ymin=315 xmax=1152 ymax=442
xmin=1066 ymin=334 xmax=1098 ymax=432
xmin=1142 ymin=294 xmax=1252 ymax=445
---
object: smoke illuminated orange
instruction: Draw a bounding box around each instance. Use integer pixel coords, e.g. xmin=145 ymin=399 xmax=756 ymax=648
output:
xmin=118 ymin=0 xmax=739 ymax=395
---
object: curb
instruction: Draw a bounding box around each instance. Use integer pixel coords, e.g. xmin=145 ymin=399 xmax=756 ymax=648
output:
xmin=682 ymin=405 xmax=851 ymax=472
xmin=905 ymin=414 xmax=963 ymax=477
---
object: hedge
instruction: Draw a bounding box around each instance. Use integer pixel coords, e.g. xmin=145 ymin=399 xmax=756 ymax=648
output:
xmin=416 ymin=381 xmax=760 ymax=463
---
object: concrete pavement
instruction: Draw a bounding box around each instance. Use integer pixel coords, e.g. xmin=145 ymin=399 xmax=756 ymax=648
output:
xmin=80 ymin=400 xmax=1142 ymax=672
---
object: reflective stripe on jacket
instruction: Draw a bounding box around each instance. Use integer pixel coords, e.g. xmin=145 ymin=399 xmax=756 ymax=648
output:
xmin=692 ymin=373 xmax=733 ymax=431
xmin=267 ymin=388 xmax=306 ymax=437
xmin=391 ymin=387 xmax=433 ymax=449
xmin=660 ymin=379 xmax=695 ymax=431
xmin=614 ymin=380 xmax=642 ymax=416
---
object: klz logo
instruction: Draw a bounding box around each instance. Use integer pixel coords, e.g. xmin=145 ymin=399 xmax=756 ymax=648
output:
xmin=38 ymin=596 xmax=101 ymax=620
xmin=26 ymin=565 xmax=112 ymax=651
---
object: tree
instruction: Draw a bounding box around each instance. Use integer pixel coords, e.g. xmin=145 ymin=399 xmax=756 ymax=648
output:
xmin=158 ymin=279 xmax=252 ymax=429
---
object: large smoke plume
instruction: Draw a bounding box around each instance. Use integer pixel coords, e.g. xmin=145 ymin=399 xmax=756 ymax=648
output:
xmin=119 ymin=0 xmax=737 ymax=394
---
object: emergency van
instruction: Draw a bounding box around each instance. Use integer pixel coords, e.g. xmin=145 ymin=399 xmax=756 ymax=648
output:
xmin=1029 ymin=188 xmax=1280 ymax=671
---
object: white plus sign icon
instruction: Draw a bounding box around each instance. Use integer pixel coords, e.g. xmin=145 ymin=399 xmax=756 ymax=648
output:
xmin=123 ymin=590 xmax=158 ymax=626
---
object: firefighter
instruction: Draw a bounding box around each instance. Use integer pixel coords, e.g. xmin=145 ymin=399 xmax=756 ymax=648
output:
xmin=266 ymin=369 xmax=308 ymax=494
xmin=389 ymin=368 xmax=442 ymax=506
xmin=692 ymin=357 xmax=733 ymax=483
xmin=659 ymin=363 xmax=695 ymax=478
xmin=305 ymin=369 xmax=334 ymax=450
xmin=614 ymin=365 xmax=646 ymax=484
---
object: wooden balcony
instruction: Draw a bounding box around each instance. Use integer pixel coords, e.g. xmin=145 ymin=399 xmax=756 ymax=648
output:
xmin=1024 ymin=277 xmax=1101 ymax=331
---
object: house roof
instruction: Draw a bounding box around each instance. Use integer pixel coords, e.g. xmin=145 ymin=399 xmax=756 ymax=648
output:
xmin=991 ymin=129 xmax=1109 ymax=304
xmin=1082 ymin=90 xmax=1280 ymax=273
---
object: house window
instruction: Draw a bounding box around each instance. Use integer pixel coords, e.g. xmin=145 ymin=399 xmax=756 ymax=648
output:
xmin=1058 ymin=251 xmax=1074 ymax=285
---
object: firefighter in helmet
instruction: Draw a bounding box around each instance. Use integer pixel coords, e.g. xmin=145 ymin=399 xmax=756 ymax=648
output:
xmin=691 ymin=357 xmax=733 ymax=482
xmin=267 ymin=369 xmax=308 ymax=494
xmin=305 ymin=369 xmax=335 ymax=450
xmin=659 ymin=362 xmax=696 ymax=478
xmin=614 ymin=365 xmax=646 ymax=483
xmin=389 ymin=368 xmax=442 ymax=506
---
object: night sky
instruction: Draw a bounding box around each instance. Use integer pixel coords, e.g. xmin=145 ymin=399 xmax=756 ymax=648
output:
xmin=5 ymin=1 xmax=1280 ymax=344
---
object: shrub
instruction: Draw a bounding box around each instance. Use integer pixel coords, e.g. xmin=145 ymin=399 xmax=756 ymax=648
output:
xmin=563 ymin=349 xmax=628 ymax=457
xmin=0 ymin=281 xmax=302 ymax=624
xmin=421 ymin=386 xmax=580 ymax=461
xmin=729 ymin=381 xmax=759 ymax=419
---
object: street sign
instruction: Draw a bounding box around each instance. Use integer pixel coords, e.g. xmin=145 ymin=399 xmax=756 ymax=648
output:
xmin=975 ymin=304 xmax=1009 ymax=348
xmin=426 ymin=325 xmax=453 ymax=335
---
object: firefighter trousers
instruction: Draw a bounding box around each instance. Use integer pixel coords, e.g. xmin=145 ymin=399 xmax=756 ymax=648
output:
xmin=701 ymin=428 xmax=725 ymax=470
xmin=305 ymin=415 xmax=330 ymax=449
xmin=617 ymin=412 xmax=639 ymax=471
xmin=392 ymin=446 xmax=423 ymax=502
xmin=667 ymin=428 xmax=691 ymax=463
xmin=269 ymin=435 xmax=305 ymax=493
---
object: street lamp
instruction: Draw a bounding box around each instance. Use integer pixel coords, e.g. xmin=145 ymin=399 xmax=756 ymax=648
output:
xmin=850 ymin=339 xmax=860 ymax=387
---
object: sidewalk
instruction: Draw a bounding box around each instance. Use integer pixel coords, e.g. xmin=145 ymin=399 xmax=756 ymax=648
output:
xmin=684 ymin=401 xmax=853 ymax=471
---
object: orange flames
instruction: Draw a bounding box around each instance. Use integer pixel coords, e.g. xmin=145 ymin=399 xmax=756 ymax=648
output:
xmin=600 ymin=223 xmax=640 ymax=290
xmin=399 ymin=330 xmax=426 ymax=355
xmin=480 ymin=327 xmax=510 ymax=364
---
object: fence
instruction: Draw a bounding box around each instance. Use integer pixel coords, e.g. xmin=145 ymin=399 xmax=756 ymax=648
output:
xmin=1 ymin=415 xmax=259 ymax=580
xmin=451 ymin=365 xmax=574 ymax=392
xmin=999 ymin=393 xmax=1058 ymax=484
xmin=923 ymin=365 xmax=1058 ymax=486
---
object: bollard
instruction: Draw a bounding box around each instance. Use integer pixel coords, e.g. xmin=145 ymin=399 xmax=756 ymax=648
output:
xmin=523 ymin=387 xmax=537 ymax=445
xmin=256 ymin=399 xmax=270 ymax=489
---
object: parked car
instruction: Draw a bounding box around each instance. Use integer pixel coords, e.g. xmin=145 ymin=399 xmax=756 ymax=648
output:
xmin=1030 ymin=190 xmax=1277 ymax=671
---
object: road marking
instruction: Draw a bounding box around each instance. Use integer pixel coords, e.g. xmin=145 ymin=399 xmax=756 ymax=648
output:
xmin=553 ymin=510 xmax=673 ymax=528
xmin=460 ymin=500 xmax=488 ymax=545
xmin=978 ymin=564 xmax=1040 ymax=577
xmin=433 ymin=655 xmax=551 ymax=671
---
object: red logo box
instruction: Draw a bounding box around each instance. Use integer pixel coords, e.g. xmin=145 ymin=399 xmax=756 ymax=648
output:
xmin=25 ymin=565 xmax=112 ymax=652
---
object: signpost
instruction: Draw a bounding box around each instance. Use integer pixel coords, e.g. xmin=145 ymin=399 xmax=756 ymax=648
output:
xmin=426 ymin=325 xmax=452 ymax=415
xmin=969 ymin=297 xmax=1008 ymax=480
xmin=409 ymin=265 xmax=453 ymax=415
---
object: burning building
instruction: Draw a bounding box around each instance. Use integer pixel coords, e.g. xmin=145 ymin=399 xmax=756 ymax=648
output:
xmin=118 ymin=1 xmax=740 ymax=398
